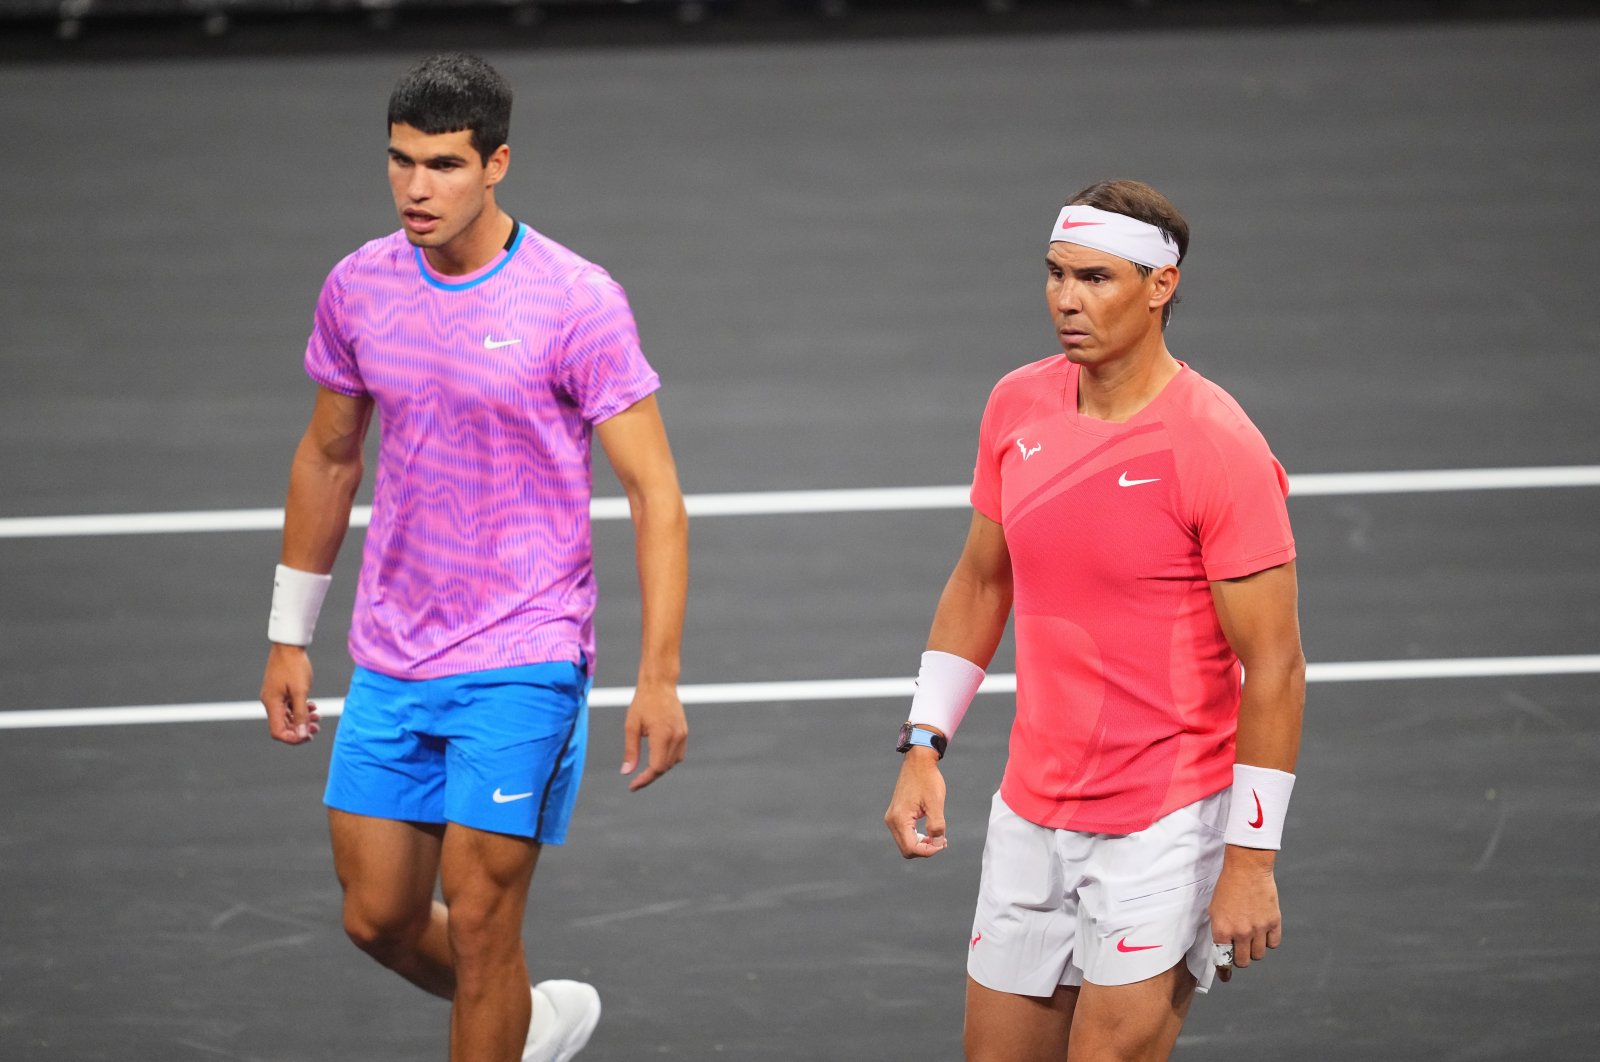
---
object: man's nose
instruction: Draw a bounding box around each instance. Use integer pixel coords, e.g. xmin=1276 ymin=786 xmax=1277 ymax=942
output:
xmin=406 ymin=169 xmax=431 ymax=201
xmin=1053 ymin=278 xmax=1081 ymax=313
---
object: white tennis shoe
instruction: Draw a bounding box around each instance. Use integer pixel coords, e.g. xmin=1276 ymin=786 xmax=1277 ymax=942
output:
xmin=522 ymin=980 xmax=601 ymax=1062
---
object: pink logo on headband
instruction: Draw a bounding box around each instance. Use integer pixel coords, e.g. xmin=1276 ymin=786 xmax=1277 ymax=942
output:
xmin=1058 ymin=219 xmax=1105 ymax=232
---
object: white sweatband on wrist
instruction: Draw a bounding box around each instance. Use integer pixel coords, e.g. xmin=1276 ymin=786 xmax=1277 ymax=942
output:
xmin=906 ymin=650 xmax=985 ymax=742
xmin=268 ymin=564 xmax=332 ymax=646
xmin=1048 ymin=204 xmax=1181 ymax=269
xmin=1223 ymin=763 xmax=1296 ymax=850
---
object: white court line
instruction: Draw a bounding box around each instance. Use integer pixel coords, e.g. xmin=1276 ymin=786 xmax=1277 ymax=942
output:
xmin=2 ymin=655 xmax=1596 ymax=730
xmin=2 ymin=466 xmax=1598 ymax=539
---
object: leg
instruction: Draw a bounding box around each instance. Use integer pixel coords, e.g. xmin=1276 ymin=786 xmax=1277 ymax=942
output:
xmin=965 ymin=976 xmax=1077 ymax=1062
xmin=329 ymin=808 xmax=455 ymax=998
xmin=1065 ymin=963 xmax=1196 ymax=1062
xmin=440 ymin=821 xmax=542 ymax=1062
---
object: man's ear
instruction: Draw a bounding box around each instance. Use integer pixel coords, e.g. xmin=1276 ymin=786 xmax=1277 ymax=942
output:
xmin=1149 ymin=264 xmax=1180 ymax=313
xmin=485 ymin=143 xmax=511 ymax=188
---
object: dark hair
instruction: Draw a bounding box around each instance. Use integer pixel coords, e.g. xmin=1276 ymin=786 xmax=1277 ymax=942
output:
xmin=1067 ymin=179 xmax=1188 ymax=327
xmin=387 ymin=53 xmax=512 ymax=164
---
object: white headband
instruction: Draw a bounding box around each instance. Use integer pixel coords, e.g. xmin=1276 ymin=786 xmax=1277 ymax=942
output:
xmin=1048 ymin=204 xmax=1180 ymax=269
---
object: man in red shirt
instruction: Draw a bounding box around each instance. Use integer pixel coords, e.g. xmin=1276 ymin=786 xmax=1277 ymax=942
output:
xmin=885 ymin=179 xmax=1305 ymax=1061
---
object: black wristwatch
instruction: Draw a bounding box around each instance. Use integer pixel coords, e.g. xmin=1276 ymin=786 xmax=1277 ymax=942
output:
xmin=896 ymin=721 xmax=948 ymax=759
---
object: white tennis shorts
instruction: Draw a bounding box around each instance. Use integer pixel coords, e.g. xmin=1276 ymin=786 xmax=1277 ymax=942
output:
xmin=967 ymin=789 xmax=1228 ymax=997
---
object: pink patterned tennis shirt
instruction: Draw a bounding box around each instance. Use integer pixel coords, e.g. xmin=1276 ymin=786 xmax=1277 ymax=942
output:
xmin=304 ymin=224 xmax=660 ymax=680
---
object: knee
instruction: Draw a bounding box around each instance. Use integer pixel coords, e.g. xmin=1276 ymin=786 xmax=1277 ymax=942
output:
xmin=342 ymin=901 xmax=427 ymax=964
xmin=446 ymin=892 xmax=522 ymax=967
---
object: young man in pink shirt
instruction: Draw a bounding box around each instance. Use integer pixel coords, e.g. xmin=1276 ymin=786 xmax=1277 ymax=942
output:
xmin=258 ymin=54 xmax=688 ymax=1062
xmin=885 ymin=179 xmax=1305 ymax=1061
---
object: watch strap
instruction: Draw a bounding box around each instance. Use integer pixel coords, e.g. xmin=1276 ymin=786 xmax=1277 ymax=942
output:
xmin=896 ymin=721 xmax=947 ymax=759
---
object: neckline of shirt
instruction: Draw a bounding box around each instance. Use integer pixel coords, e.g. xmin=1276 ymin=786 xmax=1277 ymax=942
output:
xmin=1065 ymin=359 xmax=1189 ymax=438
xmin=413 ymin=221 xmax=525 ymax=292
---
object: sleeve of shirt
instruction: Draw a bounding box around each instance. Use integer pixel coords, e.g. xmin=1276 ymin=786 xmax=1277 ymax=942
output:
xmin=1188 ymin=420 xmax=1296 ymax=581
xmin=969 ymin=383 xmax=1005 ymax=524
xmin=303 ymin=259 xmax=367 ymax=397
xmin=558 ymin=267 xmax=661 ymax=424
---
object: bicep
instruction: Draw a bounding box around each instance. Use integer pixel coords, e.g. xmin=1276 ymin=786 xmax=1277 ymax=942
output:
xmin=302 ymin=386 xmax=373 ymax=466
xmin=953 ymin=510 xmax=1013 ymax=594
xmin=595 ymin=395 xmax=679 ymax=494
xmin=1209 ymin=561 xmax=1303 ymax=669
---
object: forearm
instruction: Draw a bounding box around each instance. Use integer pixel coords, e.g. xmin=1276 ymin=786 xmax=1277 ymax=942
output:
xmin=1234 ymin=653 xmax=1305 ymax=773
xmin=925 ymin=565 xmax=1012 ymax=668
xmin=628 ymin=485 xmax=688 ymax=687
xmin=1225 ymin=653 xmax=1305 ymax=869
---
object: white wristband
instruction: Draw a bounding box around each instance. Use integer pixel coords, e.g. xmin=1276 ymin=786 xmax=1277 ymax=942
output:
xmin=906 ymin=650 xmax=985 ymax=742
xmin=1223 ymin=763 xmax=1296 ymax=850
xmin=268 ymin=564 xmax=332 ymax=646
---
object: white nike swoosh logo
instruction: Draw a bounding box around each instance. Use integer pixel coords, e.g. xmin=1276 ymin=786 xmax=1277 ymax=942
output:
xmin=484 ymin=335 xmax=522 ymax=349
xmin=1118 ymin=472 xmax=1161 ymax=487
xmin=492 ymin=788 xmax=535 ymax=804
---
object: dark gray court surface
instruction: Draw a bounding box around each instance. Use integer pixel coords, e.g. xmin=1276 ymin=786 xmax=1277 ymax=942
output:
xmin=4 ymin=17 xmax=1600 ymax=1061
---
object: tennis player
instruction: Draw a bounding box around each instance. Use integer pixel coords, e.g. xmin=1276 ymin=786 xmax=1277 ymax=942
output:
xmin=885 ymin=179 xmax=1305 ymax=1061
xmin=258 ymin=54 xmax=688 ymax=1062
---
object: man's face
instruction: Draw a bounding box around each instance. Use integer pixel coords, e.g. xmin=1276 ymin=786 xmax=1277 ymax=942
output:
xmin=1044 ymin=242 xmax=1173 ymax=364
xmin=387 ymin=123 xmax=507 ymax=250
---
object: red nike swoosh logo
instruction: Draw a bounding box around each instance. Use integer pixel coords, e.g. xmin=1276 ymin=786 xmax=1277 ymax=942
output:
xmin=1116 ymin=937 xmax=1161 ymax=953
xmin=1248 ymin=790 xmax=1264 ymax=829
xmin=1058 ymin=220 xmax=1105 ymax=231
xmin=971 ymin=933 xmax=982 ymax=949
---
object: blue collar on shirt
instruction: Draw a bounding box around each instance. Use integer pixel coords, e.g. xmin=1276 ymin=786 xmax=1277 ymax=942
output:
xmin=415 ymin=222 xmax=525 ymax=292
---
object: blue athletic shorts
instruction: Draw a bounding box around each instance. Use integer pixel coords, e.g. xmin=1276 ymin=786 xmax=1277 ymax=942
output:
xmin=324 ymin=660 xmax=590 ymax=843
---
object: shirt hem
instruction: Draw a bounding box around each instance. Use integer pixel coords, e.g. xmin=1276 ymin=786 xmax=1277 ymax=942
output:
xmin=586 ymin=374 xmax=661 ymax=425
xmin=349 ymin=643 xmax=587 ymax=683
xmin=306 ymin=370 xmax=367 ymax=399
xmin=999 ymin=776 xmax=1234 ymax=836
xmin=970 ymin=485 xmax=1002 ymax=525
xmin=1203 ymin=543 xmax=1297 ymax=582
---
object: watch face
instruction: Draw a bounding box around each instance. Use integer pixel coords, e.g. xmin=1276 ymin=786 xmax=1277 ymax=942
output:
xmin=896 ymin=721 xmax=915 ymax=752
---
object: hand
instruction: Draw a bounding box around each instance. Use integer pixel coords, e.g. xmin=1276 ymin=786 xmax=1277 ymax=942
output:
xmin=621 ymin=680 xmax=688 ymax=791
xmin=884 ymin=748 xmax=950 ymax=858
xmin=259 ymin=643 xmax=321 ymax=746
xmin=1208 ymin=846 xmax=1282 ymax=983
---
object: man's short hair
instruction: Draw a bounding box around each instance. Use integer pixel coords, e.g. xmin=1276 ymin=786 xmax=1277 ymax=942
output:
xmin=1067 ymin=179 xmax=1189 ymax=327
xmin=387 ymin=53 xmax=513 ymax=164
